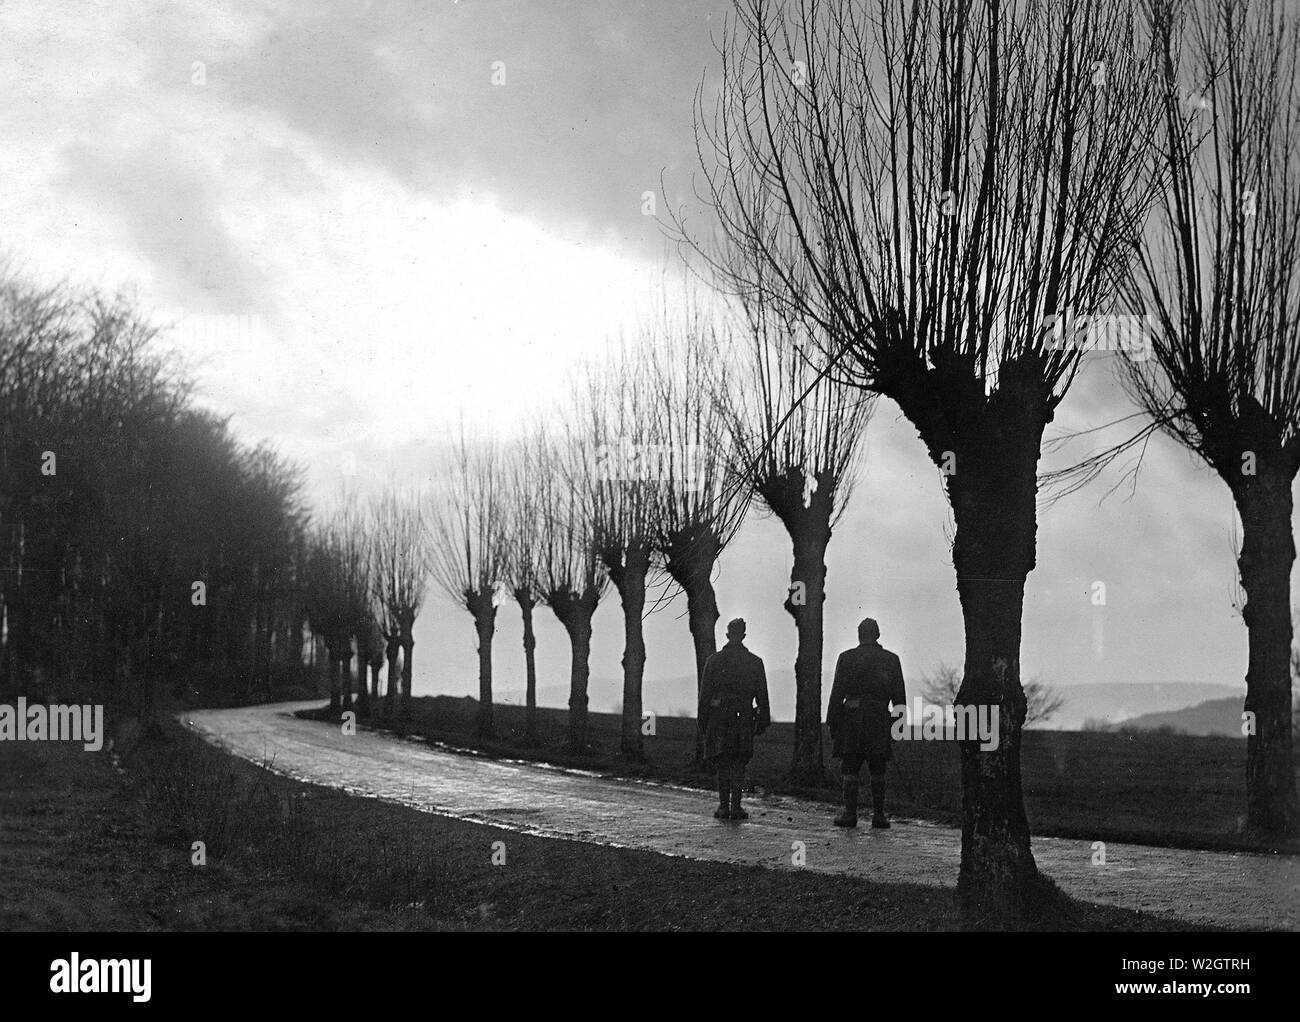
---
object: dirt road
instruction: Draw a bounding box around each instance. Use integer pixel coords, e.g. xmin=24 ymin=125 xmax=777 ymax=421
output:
xmin=187 ymin=702 xmax=1298 ymax=930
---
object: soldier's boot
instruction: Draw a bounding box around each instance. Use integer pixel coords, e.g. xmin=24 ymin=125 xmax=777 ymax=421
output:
xmin=729 ymin=768 xmax=749 ymax=821
xmin=714 ymin=770 xmax=731 ymax=819
xmin=833 ymin=776 xmax=859 ymax=828
xmin=870 ymin=774 xmax=890 ymax=829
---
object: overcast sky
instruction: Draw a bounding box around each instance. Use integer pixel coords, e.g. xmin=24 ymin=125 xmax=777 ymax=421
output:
xmin=0 ymin=0 xmax=1280 ymax=719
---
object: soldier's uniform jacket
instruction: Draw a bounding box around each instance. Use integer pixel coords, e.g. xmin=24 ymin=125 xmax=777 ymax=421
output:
xmin=827 ymin=640 xmax=906 ymax=760
xmin=699 ymin=639 xmax=771 ymax=763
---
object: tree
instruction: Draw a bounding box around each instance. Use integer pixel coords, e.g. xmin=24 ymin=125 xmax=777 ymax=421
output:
xmin=535 ymin=429 xmax=609 ymax=754
xmin=238 ymin=444 xmax=308 ymax=698
xmin=0 ymin=275 xmax=309 ymax=717
xmin=645 ymin=307 xmax=750 ymax=765
xmin=327 ymin=498 xmax=372 ymax=716
xmin=922 ymin=663 xmax=1066 ymax=727
xmin=1122 ymin=0 xmax=1300 ymax=833
xmin=682 ymin=0 xmax=1165 ymax=917
xmin=501 ymin=443 xmax=545 ymax=741
xmin=724 ymin=302 xmax=873 ymax=784
xmin=369 ymin=485 xmax=435 ymax=720
xmin=588 ymin=339 xmax=663 ymax=759
xmin=430 ymin=432 xmax=508 ymax=738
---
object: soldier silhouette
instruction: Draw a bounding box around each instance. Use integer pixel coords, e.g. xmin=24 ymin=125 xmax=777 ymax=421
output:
xmin=699 ymin=617 xmax=771 ymax=820
xmin=826 ymin=617 xmax=907 ymax=828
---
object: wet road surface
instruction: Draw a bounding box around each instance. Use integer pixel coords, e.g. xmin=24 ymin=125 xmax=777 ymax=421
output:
xmin=187 ymin=702 xmax=1298 ymax=929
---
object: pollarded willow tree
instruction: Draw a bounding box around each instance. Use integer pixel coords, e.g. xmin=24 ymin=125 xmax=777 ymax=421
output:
xmin=588 ymin=340 xmax=663 ymax=759
xmin=681 ymin=0 xmax=1166 ymax=917
xmin=646 ymin=308 xmax=750 ymax=765
xmin=431 ymin=432 xmax=509 ymax=738
xmin=725 ymin=302 xmax=874 ymax=785
xmin=501 ymin=441 xmax=545 ymax=741
xmin=535 ymin=428 xmax=609 ymax=754
xmin=369 ymin=485 xmax=435 ymax=721
xmin=1123 ymin=0 xmax=1300 ymax=833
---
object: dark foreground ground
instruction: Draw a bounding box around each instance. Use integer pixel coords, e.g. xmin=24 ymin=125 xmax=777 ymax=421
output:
xmin=327 ymin=695 xmax=1300 ymax=856
xmin=0 ymin=720 xmax=1204 ymax=931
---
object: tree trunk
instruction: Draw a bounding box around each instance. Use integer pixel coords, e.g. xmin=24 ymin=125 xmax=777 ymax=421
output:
xmin=949 ymin=439 xmax=1044 ymax=923
xmin=474 ymin=616 xmax=496 ymax=737
xmin=517 ymin=595 xmax=539 ymax=742
xmin=400 ymin=634 xmax=414 ymax=721
xmin=397 ymin=608 xmax=418 ymax=720
xmin=1232 ymin=469 xmax=1299 ymax=834
xmin=569 ymin=620 xmax=593 ymax=754
xmin=564 ymin=608 xmax=595 ymax=754
xmin=340 ymin=644 xmax=354 ymax=713
xmin=354 ymin=635 xmax=371 ymax=718
xmin=552 ymin=594 xmax=597 ymax=754
xmin=469 ymin=591 xmax=497 ymax=738
xmin=786 ymin=520 xmax=829 ymax=786
xmin=385 ymin=633 xmax=400 ymax=719
xmin=616 ymin=548 xmax=650 ymax=760
xmin=328 ymin=648 xmax=341 ymax=711
xmin=671 ymin=569 xmax=719 ymax=767
xmin=662 ymin=526 xmax=723 ymax=767
xmin=369 ymin=658 xmax=381 ymax=706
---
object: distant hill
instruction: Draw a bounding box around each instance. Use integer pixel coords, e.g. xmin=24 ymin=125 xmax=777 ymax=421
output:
xmin=1114 ymin=696 xmax=1245 ymax=737
xmin=497 ymin=676 xmax=1245 ymax=730
xmin=1042 ymin=683 xmax=1241 ymax=731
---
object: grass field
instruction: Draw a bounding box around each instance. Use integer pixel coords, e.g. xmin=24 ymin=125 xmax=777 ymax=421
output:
xmin=0 ymin=719 xmax=1207 ymax=931
xmin=332 ymin=695 xmax=1300 ymax=855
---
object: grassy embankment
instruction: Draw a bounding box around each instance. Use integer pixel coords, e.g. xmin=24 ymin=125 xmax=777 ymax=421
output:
xmin=317 ymin=695 xmax=1300 ymax=855
xmin=0 ymin=714 xmax=1206 ymax=931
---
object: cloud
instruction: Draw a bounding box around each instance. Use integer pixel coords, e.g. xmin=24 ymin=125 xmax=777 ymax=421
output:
xmin=125 ymin=0 xmax=732 ymax=254
xmin=58 ymin=137 xmax=265 ymax=315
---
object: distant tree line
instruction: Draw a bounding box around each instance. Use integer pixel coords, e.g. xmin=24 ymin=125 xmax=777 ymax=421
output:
xmin=0 ymin=275 xmax=311 ymax=723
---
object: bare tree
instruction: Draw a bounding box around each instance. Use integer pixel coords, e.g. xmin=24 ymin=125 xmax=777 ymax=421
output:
xmin=535 ymin=428 xmax=609 ymax=753
xmin=724 ymin=302 xmax=873 ymax=784
xmin=646 ymin=307 xmax=750 ymax=765
xmin=588 ymin=340 xmax=663 ymax=759
xmin=1122 ymin=0 xmax=1300 ymax=833
xmin=369 ymin=485 xmax=435 ymax=720
xmin=500 ymin=442 xmax=545 ymax=741
xmin=430 ymin=432 xmax=509 ymax=738
xmin=922 ymin=663 xmax=1066 ymax=727
xmin=681 ymin=0 xmax=1165 ymax=916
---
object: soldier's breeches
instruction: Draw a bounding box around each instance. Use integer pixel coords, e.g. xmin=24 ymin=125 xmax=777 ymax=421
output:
xmin=715 ymin=757 xmax=743 ymax=786
xmin=869 ymin=772 xmax=886 ymax=813
xmin=841 ymin=753 xmax=888 ymax=777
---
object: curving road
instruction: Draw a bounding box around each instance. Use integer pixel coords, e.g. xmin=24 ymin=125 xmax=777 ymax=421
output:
xmin=187 ymin=702 xmax=1299 ymax=930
